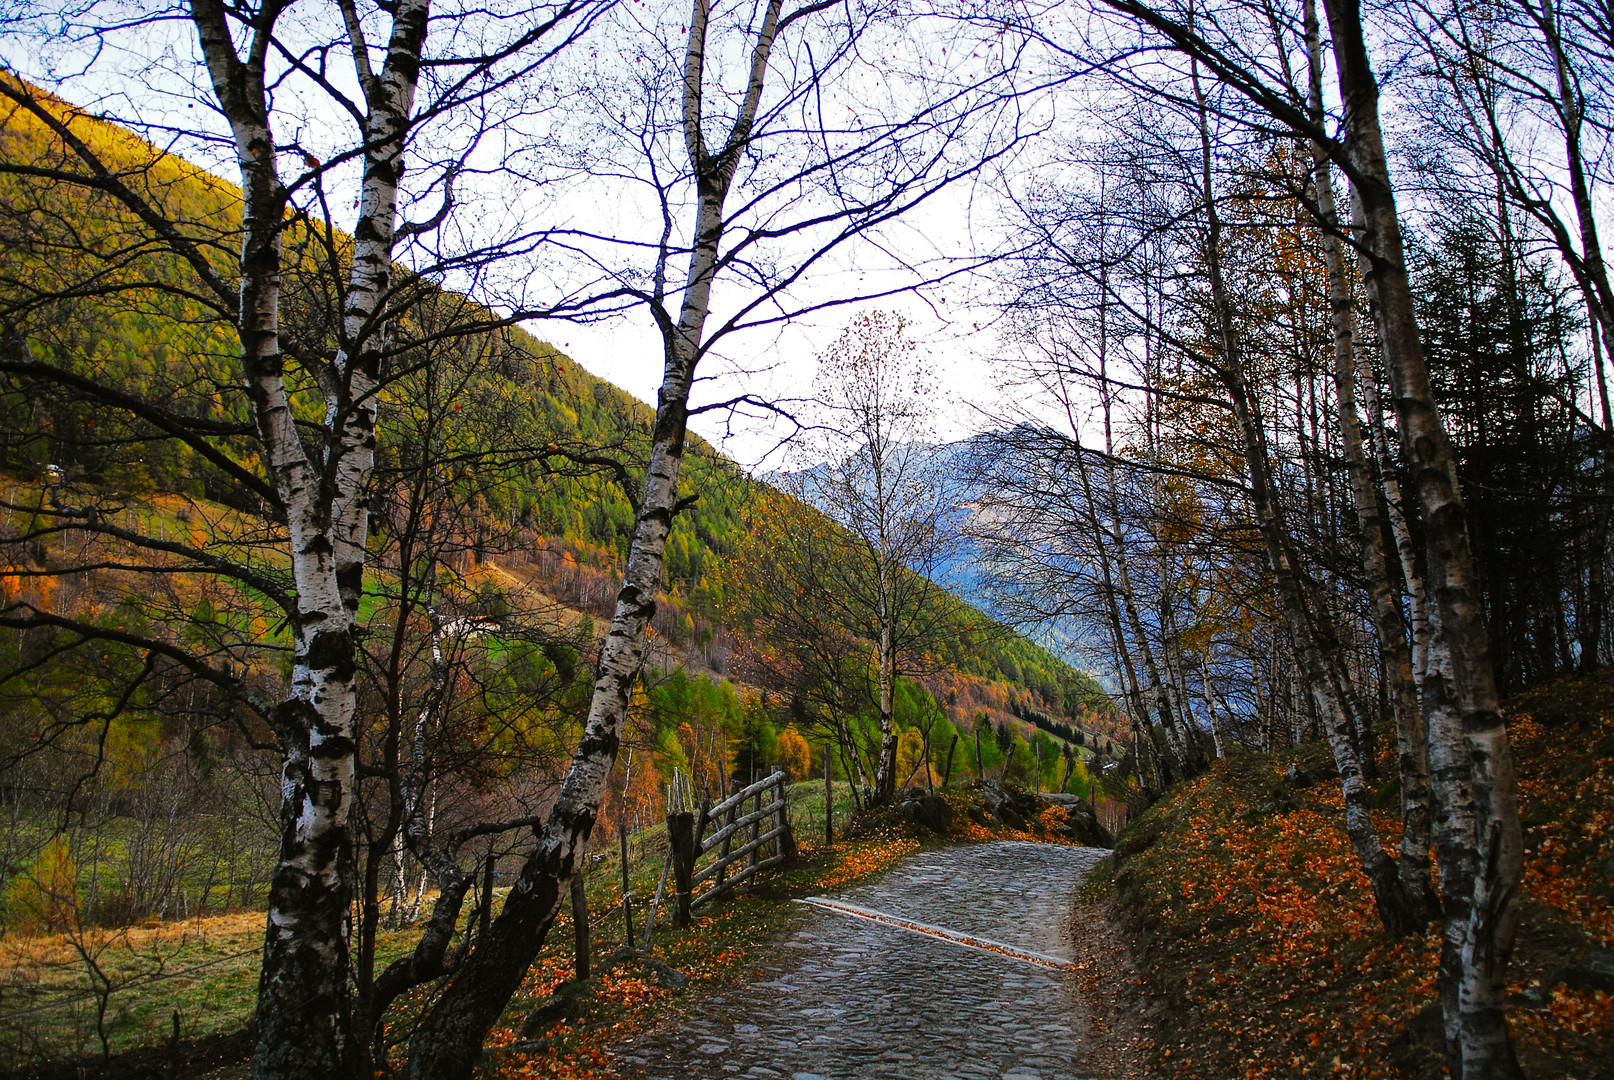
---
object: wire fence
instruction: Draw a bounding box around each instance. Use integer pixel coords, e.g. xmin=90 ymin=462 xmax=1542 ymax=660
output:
xmin=0 ymin=934 xmax=261 ymax=1069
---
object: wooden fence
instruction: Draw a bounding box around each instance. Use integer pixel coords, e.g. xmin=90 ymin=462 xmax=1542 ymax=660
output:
xmin=691 ymin=768 xmax=794 ymax=909
xmin=648 ymin=769 xmax=795 ymax=933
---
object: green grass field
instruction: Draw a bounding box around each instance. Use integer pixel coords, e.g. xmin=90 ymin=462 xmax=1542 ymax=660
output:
xmin=0 ymin=779 xmax=859 ymax=1069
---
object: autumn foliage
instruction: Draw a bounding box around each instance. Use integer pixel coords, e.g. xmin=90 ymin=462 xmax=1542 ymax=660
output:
xmin=1101 ymin=669 xmax=1614 ymax=1078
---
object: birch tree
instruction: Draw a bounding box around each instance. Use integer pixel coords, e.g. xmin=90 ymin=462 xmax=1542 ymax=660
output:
xmin=1298 ymin=0 xmax=1436 ymax=920
xmin=1320 ymin=5 xmax=1524 ymax=1068
xmin=0 ymin=3 xmax=602 ymax=1075
xmin=1191 ymin=93 xmax=1421 ymax=931
xmin=400 ymin=2 xmax=1035 ymax=1072
xmin=789 ymin=312 xmax=959 ymax=804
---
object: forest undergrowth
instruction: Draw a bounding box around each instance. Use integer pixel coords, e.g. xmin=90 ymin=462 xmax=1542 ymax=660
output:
xmin=1097 ymin=669 xmax=1614 ymax=1079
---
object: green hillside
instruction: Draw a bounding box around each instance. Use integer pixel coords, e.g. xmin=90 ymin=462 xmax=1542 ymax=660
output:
xmin=0 ymin=77 xmax=1102 ymax=725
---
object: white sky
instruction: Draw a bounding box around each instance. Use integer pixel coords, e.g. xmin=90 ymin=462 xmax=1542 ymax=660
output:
xmin=548 ymin=287 xmax=1012 ymax=470
xmin=1 ymin=0 xmax=1041 ymax=471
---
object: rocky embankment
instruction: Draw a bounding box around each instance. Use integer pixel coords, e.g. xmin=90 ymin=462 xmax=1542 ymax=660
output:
xmin=894 ymin=780 xmax=1115 ymax=849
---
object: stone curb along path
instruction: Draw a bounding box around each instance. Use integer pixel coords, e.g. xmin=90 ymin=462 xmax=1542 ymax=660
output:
xmin=611 ymin=841 xmax=1114 ymax=1080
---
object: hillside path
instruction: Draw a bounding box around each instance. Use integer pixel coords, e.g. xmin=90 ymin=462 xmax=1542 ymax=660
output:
xmin=612 ymin=841 xmax=1112 ymax=1080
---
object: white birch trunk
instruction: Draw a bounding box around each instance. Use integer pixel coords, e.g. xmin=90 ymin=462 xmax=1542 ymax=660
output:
xmin=1303 ymin=0 xmax=1437 ymax=920
xmin=190 ymin=2 xmax=431 ymax=1074
xmin=1322 ymin=1 xmax=1525 ymax=1070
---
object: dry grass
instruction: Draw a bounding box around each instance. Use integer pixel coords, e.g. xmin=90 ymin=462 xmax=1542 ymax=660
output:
xmin=0 ymin=911 xmax=265 ymax=1067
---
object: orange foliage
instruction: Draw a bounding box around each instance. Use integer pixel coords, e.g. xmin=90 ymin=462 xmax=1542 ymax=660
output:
xmin=775 ymin=726 xmax=811 ymax=781
xmin=1114 ymin=669 xmax=1614 ymax=1079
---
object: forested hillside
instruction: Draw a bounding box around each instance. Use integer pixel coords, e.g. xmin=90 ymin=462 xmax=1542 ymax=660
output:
xmin=0 ymin=73 xmax=1111 ymax=1014
xmin=0 ymin=75 xmax=1098 ymax=696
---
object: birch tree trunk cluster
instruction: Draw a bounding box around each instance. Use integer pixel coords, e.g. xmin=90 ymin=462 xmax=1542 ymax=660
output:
xmin=965 ymin=0 xmax=1610 ymax=1074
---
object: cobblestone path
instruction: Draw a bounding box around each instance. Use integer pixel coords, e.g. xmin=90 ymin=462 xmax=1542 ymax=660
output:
xmin=613 ymin=841 xmax=1109 ymax=1080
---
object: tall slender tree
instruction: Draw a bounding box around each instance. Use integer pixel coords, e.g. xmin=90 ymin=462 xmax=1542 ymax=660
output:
xmin=789 ymin=313 xmax=958 ymax=805
xmin=0 ymin=3 xmax=604 ymax=1074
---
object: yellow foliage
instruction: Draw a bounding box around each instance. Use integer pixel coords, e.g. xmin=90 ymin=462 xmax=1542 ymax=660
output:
xmin=896 ymin=728 xmax=927 ymax=785
xmin=775 ymin=726 xmax=811 ymax=781
xmin=5 ymin=837 xmax=79 ymax=932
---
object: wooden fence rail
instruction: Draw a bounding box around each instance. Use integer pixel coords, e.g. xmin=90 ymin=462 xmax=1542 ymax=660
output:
xmin=651 ymin=769 xmax=794 ymax=930
xmin=693 ymin=769 xmax=793 ymax=910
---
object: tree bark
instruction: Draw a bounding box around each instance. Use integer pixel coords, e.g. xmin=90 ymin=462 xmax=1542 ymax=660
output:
xmin=1357 ymin=351 xmax=1431 ymax=688
xmin=187 ymin=1 xmax=423 ymax=1073
xmin=873 ymin=605 xmax=899 ymax=803
xmin=1200 ymin=656 xmax=1224 ymax=761
xmin=237 ymin=0 xmax=432 ymax=1069
xmin=1303 ymin=0 xmax=1437 ymax=922
xmin=1322 ymin=0 xmax=1525 ymax=1071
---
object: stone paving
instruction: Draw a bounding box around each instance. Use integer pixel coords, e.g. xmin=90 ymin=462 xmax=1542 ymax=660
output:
xmin=613 ymin=841 xmax=1109 ymax=1080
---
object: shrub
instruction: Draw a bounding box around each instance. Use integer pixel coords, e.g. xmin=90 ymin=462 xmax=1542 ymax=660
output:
xmin=775 ymin=726 xmax=811 ymax=781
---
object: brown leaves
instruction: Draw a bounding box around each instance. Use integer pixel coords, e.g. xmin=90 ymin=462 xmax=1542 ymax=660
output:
xmin=1110 ymin=672 xmax=1614 ymax=1078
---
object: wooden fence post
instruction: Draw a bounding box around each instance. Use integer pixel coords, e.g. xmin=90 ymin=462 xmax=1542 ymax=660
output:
xmin=570 ymin=871 xmax=590 ymax=980
xmin=775 ymin=770 xmax=797 ymax=862
xmin=823 ymin=744 xmax=833 ymax=845
xmin=714 ymin=799 xmax=736 ymax=894
xmin=165 ymin=1010 xmax=179 ymax=1080
xmin=669 ymin=811 xmax=696 ymax=928
xmin=618 ymin=821 xmax=634 ymax=947
xmin=641 ymin=846 xmax=673 ymax=949
xmin=747 ymin=782 xmax=763 ymax=875
xmin=477 ymin=851 xmax=497 ymax=939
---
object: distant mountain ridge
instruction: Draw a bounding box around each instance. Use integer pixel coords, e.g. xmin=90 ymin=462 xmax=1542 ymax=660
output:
xmin=774 ymin=434 xmax=1107 ymax=676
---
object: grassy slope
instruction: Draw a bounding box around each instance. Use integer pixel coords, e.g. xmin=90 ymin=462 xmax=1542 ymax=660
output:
xmin=0 ymin=785 xmax=861 ymax=1070
xmin=1095 ymin=669 xmax=1614 ymax=1079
